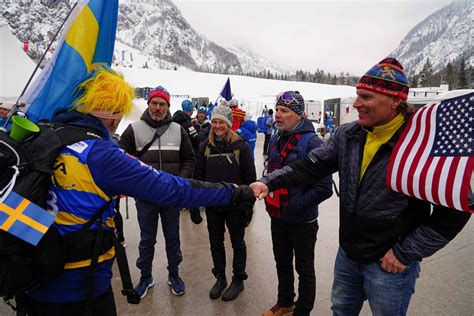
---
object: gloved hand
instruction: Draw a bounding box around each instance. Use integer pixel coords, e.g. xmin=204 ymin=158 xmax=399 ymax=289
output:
xmin=190 ymin=207 xmax=203 ymax=225
xmin=231 ymin=184 xmax=256 ymax=210
xmin=243 ymin=207 xmax=253 ymax=227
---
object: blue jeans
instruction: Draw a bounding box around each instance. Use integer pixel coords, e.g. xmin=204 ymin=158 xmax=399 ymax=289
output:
xmin=331 ymin=247 xmax=420 ymax=316
xmin=136 ymin=200 xmax=182 ymax=277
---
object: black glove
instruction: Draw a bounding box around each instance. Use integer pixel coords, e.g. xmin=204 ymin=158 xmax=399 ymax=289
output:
xmin=243 ymin=207 xmax=253 ymax=227
xmin=231 ymin=184 xmax=256 ymax=210
xmin=190 ymin=207 xmax=203 ymax=225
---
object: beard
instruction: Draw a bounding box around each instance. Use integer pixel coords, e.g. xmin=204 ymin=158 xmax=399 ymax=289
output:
xmin=149 ymin=109 xmax=166 ymax=121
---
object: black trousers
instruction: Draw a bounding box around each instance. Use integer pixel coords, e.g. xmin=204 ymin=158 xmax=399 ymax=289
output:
xmin=25 ymin=286 xmax=116 ymax=316
xmin=271 ymin=220 xmax=318 ymax=316
xmin=206 ymin=208 xmax=247 ymax=280
xmin=263 ymin=133 xmax=272 ymax=154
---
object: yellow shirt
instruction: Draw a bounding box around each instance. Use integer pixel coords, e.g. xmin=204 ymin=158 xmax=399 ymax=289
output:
xmin=360 ymin=113 xmax=405 ymax=181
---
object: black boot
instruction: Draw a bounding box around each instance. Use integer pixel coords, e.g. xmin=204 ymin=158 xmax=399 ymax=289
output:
xmin=209 ymin=275 xmax=227 ymax=299
xmin=221 ymin=278 xmax=244 ymax=301
xmin=190 ymin=208 xmax=203 ymax=224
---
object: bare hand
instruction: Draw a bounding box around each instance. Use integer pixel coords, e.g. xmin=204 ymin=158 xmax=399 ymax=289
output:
xmin=249 ymin=182 xmax=269 ymax=200
xmin=380 ymin=249 xmax=407 ymax=273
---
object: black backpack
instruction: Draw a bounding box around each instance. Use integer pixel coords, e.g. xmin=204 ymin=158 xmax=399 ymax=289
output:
xmin=0 ymin=122 xmax=139 ymax=311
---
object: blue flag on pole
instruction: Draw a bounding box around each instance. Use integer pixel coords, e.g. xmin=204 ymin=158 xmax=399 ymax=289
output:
xmin=21 ymin=0 xmax=119 ymax=122
xmin=207 ymin=77 xmax=233 ymax=117
xmin=220 ymin=77 xmax=232 ymax=101
xmin=0 ymin=192 xmax=56 ymax=246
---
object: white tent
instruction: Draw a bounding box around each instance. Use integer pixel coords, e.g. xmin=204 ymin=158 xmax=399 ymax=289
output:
xmin=0 ymin=22 xmax=37 ymax=100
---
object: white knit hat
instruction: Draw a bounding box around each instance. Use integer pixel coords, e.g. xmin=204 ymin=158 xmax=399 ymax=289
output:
xmin=211 ymin=105 xmax=233 ymax=127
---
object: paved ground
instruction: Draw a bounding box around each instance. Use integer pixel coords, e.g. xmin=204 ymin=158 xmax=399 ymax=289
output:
xmin=2 ymin=134 xmax=472 ymax=315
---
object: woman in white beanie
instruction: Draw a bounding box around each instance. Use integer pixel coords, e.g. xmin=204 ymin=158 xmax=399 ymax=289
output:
xmin=194 ymin=105 xmax=256 ymax=302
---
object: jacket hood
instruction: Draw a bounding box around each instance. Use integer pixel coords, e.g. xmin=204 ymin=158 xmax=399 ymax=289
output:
xmin=51 ymin=108 xmax=110 ymax=139
xmin=172 ymin=110 xmax=191 ymax=124
xmin=279 ymin=118 xmax=315 ymax=137
xmin=141 ymin=108 xmax=172 ymax=128
xmin=240 ymin=120 xmax=258 ymax=133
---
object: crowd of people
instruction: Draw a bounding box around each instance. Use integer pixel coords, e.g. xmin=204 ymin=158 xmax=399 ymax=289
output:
xmin=2 ymin=57 xmax=471 ymax=316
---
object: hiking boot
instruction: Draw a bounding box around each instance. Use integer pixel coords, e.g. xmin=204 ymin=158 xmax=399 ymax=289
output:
xmin=167 ymin=273 xmax=185 ymax=295
xmin=209 ymin=275 xmax=227 ymax=299
xmin=134 ymin=276 xmax=155 ymax=299
xmin=262 ymin=304 xmax=295 ymax=316
xmin=221 ymin=278 xmax=244 ymax=301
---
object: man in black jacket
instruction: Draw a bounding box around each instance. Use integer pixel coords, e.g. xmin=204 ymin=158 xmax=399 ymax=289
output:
xmin=173 ymin=99 xmax=200 ymax=154
xmin=250 ymin=58 xmax=471 ymax=316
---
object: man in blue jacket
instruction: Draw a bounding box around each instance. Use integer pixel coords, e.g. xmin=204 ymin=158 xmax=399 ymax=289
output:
xmin=251 ymin=58 xmax=471 ymax=316
xmin=25 ymin=67 xmax=255 ymax=316
xmin=262 ymin=91 xmax=333 ymax=316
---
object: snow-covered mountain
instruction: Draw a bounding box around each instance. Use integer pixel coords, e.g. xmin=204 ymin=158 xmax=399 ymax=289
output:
xmin=226 ymin=46 xmax=289 ymax=75
xmin=391 ymin=1 xmax=473 ymax=75
xmin=0 ymin=0 xmax=285 ymax=74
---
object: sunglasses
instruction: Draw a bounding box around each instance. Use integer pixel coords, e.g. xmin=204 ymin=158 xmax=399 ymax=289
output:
xmin=276 ymin=92 xmax=298 ymax=106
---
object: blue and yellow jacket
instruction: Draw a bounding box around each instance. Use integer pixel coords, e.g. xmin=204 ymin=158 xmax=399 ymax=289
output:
xmin=29 ymin=109 xmax=233 ymax=303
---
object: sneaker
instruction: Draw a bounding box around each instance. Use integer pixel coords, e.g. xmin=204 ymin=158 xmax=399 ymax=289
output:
xmin=168 ymin=273 xmax=185 ymax=295
xmin=134 ymin=276 xmax=155 ymax=299
xmin=262 ymin=304 xmax=295 ymax=316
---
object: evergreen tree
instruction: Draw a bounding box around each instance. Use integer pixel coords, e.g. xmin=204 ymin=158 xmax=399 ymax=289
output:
xmin=445 ymin=62 xmax=455 ymax=90
xmin=410 ymin=74 xmax=419 ymax=88
xmin=457 ymin=57 xmax=468 ymax=89
xmin=419 ymin=58 xmax=434 ymax=87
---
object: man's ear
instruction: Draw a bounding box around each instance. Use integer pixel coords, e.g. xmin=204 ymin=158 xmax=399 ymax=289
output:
xmin=391 ymin=97 xmax=402 ymax=110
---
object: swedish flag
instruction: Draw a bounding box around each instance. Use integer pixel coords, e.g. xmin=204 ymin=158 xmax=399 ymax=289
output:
xmin=22 ymin=0 xmax=119 ymax=122
xmin=0 ymin=192 xmax=56 ymax=246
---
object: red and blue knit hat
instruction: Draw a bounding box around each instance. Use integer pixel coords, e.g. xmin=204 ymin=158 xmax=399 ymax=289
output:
xmin=356 ymin=57 xmax=409 ymax=100
xmin=147 ymin=86 xmax=171 ymax=105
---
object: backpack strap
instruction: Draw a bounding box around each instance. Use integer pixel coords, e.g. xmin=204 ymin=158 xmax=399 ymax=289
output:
xmin=113 ymin=233 xmax=140 ymax=304
xmin=84 ymin=201 xmax=111 ymax=316
xmin=135 ymin=123 xmax=169 ymax=158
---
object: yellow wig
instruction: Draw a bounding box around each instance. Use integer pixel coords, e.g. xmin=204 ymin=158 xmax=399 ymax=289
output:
xmin=74 ymin=67 xmax=135 ymax=116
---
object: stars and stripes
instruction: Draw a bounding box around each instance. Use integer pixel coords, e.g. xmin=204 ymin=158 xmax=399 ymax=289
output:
xmin=386 ymin=92 xmax=474 ymax=213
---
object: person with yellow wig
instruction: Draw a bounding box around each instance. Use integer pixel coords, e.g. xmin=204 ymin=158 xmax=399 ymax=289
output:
xmin=24 ymin=67 xmax=255 ymax=316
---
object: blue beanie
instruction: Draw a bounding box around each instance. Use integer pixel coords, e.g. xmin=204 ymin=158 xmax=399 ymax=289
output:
xmin=182 ymin=100 xmax=194 ymax=112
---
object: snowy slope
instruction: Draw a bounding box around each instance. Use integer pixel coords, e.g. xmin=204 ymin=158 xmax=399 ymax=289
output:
xmin=391 ymin=1 xmax=473 ymax=74
xmin=113 ymin=67 xmax=355 ymax=134
xmin=0 ymin=22 xmax=37 ymax=99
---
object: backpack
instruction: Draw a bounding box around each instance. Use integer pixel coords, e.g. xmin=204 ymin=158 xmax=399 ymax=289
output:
xmin=262 ymin=132 xmax=315 ymax=177
xmin=257 ymin=116 xmax=267 ymax=133
xmin=0 ymin=122 xmax=139 ymax=310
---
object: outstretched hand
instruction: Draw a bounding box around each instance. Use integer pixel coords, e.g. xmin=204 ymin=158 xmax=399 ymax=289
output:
xmin=249 ymin=182 xmax=269 ymax=200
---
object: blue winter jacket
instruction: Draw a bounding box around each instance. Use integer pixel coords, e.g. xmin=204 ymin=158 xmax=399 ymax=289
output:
xmin=29 ymin=109 xmax=233 ymax=303
xmin=267 ymin=119 xmax=332 ymax=224
xmin=237 ymin=119 xmax=257 ymax=156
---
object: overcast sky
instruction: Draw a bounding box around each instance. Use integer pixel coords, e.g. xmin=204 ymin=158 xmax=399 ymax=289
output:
xmin=174 ymin=0 xmax=453 ymax=75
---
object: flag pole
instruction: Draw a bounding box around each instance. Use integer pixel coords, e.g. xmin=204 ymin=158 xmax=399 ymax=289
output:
xmin=2 ymin=2 xmax=78 ymax=129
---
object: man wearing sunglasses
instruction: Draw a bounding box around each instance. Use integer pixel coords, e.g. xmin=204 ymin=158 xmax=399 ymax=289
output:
xmin=251 ymin=58 xmax=471 ymax=315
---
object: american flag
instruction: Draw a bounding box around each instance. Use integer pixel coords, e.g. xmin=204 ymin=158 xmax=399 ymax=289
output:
xmin=386 ymin=92 xmax=474 ymax=213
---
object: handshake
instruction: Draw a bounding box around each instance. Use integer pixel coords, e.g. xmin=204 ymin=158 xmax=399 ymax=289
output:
xmin=231 ymin=182 xmax=270 ymax=206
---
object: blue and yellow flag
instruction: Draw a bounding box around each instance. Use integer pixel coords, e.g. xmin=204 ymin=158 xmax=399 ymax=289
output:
xmin=22 ymin=0 xmax=119 ymax=122
xmin=0 ymin=192 xmax=56 ymax=246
